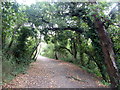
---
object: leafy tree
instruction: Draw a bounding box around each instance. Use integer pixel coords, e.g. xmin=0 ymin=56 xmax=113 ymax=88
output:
xmin=26 ymin=2 xmax=119 ymax=87
xmin=2 ymin=1 xmax=120 ymax=88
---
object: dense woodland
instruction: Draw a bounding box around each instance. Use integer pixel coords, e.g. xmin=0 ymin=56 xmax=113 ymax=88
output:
xmin=2 ymin=1 xmax=120 ymax=88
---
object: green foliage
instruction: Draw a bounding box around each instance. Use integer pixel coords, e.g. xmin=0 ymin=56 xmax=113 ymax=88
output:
xmin=2 ymin=2 xmax=38 ymax=84
xmin=34 ymin=2 xmax=119 ymax=87
xmin=108 ymin=25 xmax=120 ymax=73
xmin=2 ymin=55 xmax=29 ymax=84
xmin=2 ymin=1 xmax=120 ymax=87
xmin=42 ymin=43 xmax=55 ymax=58
xmin=12 ymin=26 xmax=36 ymax=59
xmin=101 ymin=80 xmax=111 ymax=86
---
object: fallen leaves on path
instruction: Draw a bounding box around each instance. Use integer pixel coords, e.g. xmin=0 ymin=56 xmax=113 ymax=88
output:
xmin=3 ymin=56 xmax=107 ymax=88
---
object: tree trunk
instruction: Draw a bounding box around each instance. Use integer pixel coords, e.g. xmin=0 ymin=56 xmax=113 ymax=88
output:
xmin=31 ymin=42 xmax=40 ymax=59
xmin=32 ymin=49 xmax=37 ymax=60
xmin=94 ymin=16 xmax=120 ymax=88
xmin=95 ymin=60 xmax=109 ymax=82
xmin=79 ymin=52 xmax=84 ymax=66
xmin=8 ymin=37 xmax=14 ymax=49
xmin=88 ymin=0 xmax=119 ymax=87
xmin=77 ymin=34 xmax=84 ymax=66
xmin=73 ymin=38 xmax=77 ymax=60
xmin=55 ymin=52 xmax=58 ymax=60
xmin=85 ymin=50 xmax=108 ymax=82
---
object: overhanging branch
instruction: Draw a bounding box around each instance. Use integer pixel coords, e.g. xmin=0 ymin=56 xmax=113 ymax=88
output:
xmin=44 ymin=26 xmax=83 ymax=33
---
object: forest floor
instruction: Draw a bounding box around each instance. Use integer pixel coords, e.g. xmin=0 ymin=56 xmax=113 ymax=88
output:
xmin=3 ymin=55 xmax=108 ymax=88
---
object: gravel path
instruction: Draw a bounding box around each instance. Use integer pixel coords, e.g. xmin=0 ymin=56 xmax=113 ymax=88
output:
xmin=3 ymin=56 xmax=107 ymax=88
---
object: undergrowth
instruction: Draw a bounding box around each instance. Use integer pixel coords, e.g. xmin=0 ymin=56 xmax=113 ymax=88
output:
xmin=2 ymin=55 xmax=33 ymax=85
xmin=60 ymin=57 xmax=110 ymax=86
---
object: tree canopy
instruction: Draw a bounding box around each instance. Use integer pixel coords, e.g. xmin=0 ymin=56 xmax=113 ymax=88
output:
xmin=2 ymin=1 xmax=120 ymax=88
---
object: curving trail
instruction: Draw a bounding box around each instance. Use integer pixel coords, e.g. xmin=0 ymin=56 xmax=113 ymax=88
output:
xmin=3 ymin=56 xmax=107 ymax=88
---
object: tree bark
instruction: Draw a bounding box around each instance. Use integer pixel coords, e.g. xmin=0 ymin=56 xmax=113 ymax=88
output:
xmin=94 ymin=16 xmax=120 ymax=88
xmin=87 ymin=0 xmax=120 ymax=87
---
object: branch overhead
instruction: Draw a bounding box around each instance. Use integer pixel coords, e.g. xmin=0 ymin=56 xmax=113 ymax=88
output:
xmin=44 ymin=27 xmax=83 ymax=33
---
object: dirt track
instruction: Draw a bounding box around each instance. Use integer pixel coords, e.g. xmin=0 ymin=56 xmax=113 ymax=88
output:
xmin=3 ymin=56 xmax=107 ymax=88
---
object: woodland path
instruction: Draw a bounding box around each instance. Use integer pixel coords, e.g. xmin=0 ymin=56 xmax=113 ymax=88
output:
xmin=3 ymin=56 xmax=107 ymax=88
